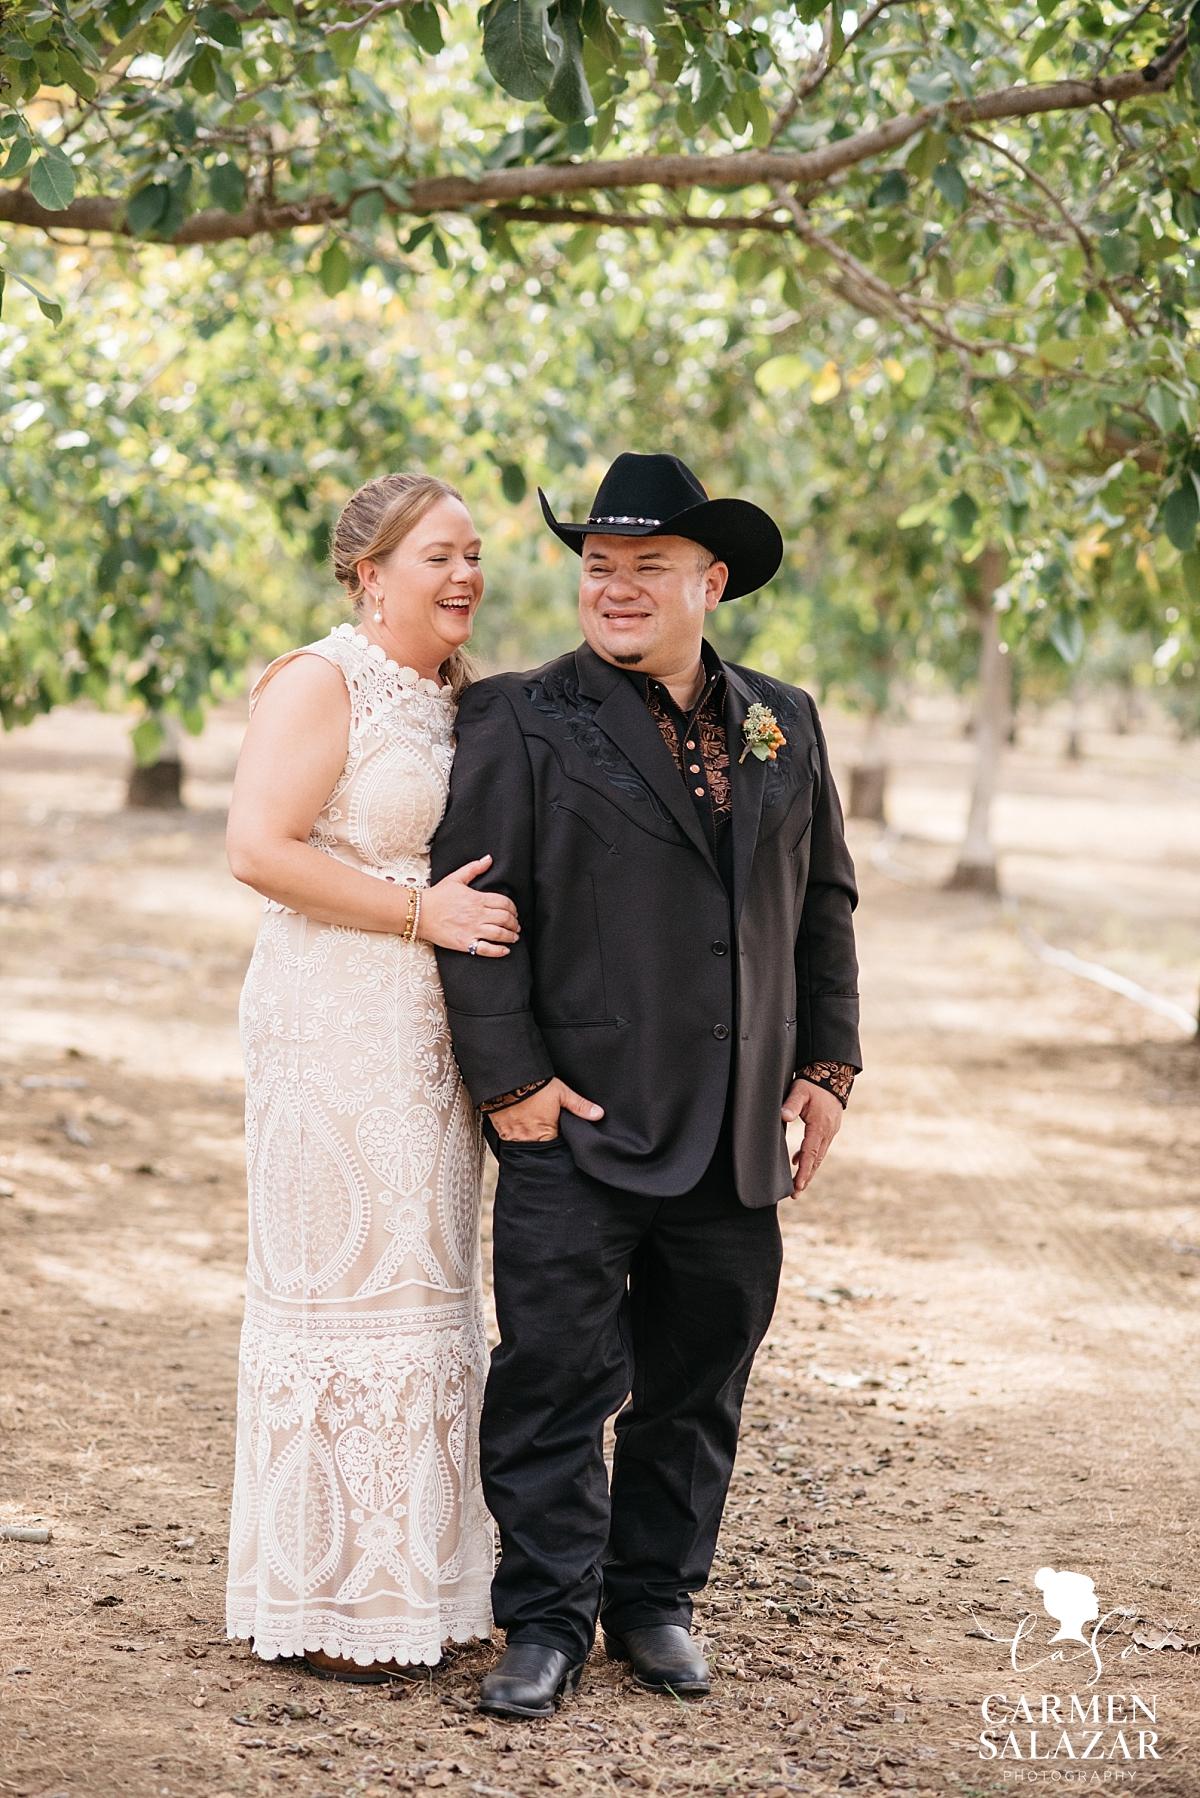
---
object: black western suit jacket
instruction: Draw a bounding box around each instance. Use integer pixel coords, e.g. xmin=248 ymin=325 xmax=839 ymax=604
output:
xmin=431 ymin=642 xmax=860 ymax=1208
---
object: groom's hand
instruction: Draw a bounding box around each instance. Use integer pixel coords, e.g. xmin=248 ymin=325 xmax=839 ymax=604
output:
xmin=782 ymin=1078 xmax=843 ymax=1197
xmin=490 ymin=1078 xmax=604 ymax=1142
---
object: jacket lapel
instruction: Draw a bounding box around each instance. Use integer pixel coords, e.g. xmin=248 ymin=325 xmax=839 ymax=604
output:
xmin=575 ymin=646 xmax=718 ymax=870
xmin=724 ymin=662 xmax=768 ymax=926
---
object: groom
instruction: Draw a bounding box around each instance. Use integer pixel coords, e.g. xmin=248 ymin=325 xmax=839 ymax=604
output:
xmin=433 ymin=453 xmax=860 ymax=1717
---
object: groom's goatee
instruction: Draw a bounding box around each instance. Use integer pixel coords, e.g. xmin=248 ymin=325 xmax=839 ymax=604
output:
xmin=613 ymin=653 xmax=644 ymax=665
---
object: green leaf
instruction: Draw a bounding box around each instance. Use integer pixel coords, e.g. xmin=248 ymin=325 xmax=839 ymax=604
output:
xmin=54 ymin=47 xmax=96 ymax=99
xmin=131 ymin=716 xmax=165 ymax=768
xmin=609 ymin=0 xmax=666 ymax=26
xmin=406 ymin=0 xmax=445 ymax=54
xmin=592 ymin=96 xmax=617 ymax=153
xmin=980 ymin=390 xmax=1021 ymax=445
xmin=902 ymin=356 xmax=934 ymax=399
xmin=869 ymin=169 xmax=908 ymax=208
xmin=1162 ymin=477 xmax=1200 ymax=553
xmin=932 ymin=161 xmax=967 ymax=212
xmin=28 ymin=145 xmax=76 ymax=212
xmin=948 ymin=491 xmax=979 ymax=540
xmin=196 ymin=5 xmax=242 ymax=47
xmin=906 ymin=130 xmax=946 ymax=181
xmin=431 ymin=229 xmax=450 ymax=269
xmin=0 ymin=136 xmax=32 ymax=177
xmin=896 ymin=499 xmax=940 ymax=529
xmin=1098 ymin=233 xmax=1138 ymax=276
xmin=319 ymin=240 xmax=351 ymax=296
xmin=1025 ymin=20 xmax=1066 ymax=68
xmin=188 ymin=44 xmax=219 ymax=94
xmin=483 ymin=0 xmax=555 ymax=101
xmin=350 ymin=187 xmax=385 ymax=227
xmin=500 ymin=461 xmax=527 ymax=502
xmin=582 ymin=0 xmax=621 ymax=63
xmin=755 ymin=354 xmax=812 ymax=396
xmin=127 ymin=182 xmax=171 ymax=237
xmin=744 ymin=88 xmax=770 ymax=149
xmin=1049 ymin=611 xmax=1084 ymax=665
xmin=330 ymin=28 xmax=359 ymax=70
xmin=1146 ymin=384 xmax=1182 ymax=435
xmin=348 ymin=66 xmax=392 ymax=112
xmin=546 ymin=12 xmax=594 ymax=122
xmin=208 ymin=158 xmax=246 ymax=214
xmin=908 ymin=70 xmax=953 ymax=106
xmin=1181 ymin=551 xmax=1200 ymax=606
xmin=3 ymin=265 xmax=61 ymax=324
xmin=1037 ymin=336 xmax=1079 ymax=370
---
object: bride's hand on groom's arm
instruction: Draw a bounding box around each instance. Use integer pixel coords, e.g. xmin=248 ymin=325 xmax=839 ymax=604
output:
xmin=419 ymin=855 xmax=521 ymax=958
xmin=490 ymin=1078 xmax=604 ymax=1142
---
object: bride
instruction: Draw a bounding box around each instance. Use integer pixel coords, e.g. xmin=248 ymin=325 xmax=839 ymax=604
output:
xmin=224 ymin=473 xmax=517 ymax=1681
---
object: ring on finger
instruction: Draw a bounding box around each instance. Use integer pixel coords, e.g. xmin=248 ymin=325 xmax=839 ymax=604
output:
xmin=468 ymin=941 xmax=479 ymax=955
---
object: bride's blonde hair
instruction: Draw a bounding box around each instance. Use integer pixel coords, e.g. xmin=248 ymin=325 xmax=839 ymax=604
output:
xmin=331 ymin=472 xmax=478 ymax=701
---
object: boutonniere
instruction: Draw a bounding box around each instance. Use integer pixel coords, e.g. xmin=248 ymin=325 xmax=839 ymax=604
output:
xmin=739 ymin=702 xmax=787 ymax=764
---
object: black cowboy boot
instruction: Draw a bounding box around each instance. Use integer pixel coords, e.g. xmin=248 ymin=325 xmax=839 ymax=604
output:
xmin=478 ymin=1644 xmax=585 ymax=1719
xmin=604 ymin=1625 xmax=711 ymax=1696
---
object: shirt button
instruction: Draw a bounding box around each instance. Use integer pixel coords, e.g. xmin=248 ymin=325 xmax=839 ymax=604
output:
xmin=711 ymin=940 xmax=729 ymax=956
xmin=694 ymin=786 xmax=705 ymax=796
xmin=689 ymin=763 xmax=701 ymax=773
xmin=713 ymin=1024 xmax=730 ymax=1040
xmin=686 ymin=741 xmax=696 ymax=750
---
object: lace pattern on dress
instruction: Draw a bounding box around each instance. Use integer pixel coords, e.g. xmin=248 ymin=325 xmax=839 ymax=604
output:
xmin=228 ymin=627 xmax=493 ymax=1667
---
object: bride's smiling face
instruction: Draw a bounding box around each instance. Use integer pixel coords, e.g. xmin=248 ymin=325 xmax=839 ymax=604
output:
xmin=356 ymin=496 xmax=484 ymax=676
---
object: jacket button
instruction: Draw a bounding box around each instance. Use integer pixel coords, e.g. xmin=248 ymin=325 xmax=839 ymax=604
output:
xmin=712 ymin=1024 xmax=730 ymax=1040
xmin=711 ymin=940 xmax=729 ymax=956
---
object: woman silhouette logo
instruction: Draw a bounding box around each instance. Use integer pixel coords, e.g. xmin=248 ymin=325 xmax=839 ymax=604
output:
xmin=1034 ymin=1566 xmax=1100 ymax=1644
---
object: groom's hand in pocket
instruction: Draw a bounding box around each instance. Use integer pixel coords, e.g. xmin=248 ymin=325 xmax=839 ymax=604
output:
xmin=491 ymin=1078 xmax=604 ymax=1142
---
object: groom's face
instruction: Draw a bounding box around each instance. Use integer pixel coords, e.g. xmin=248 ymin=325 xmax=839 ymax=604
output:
xmin=578 ymin=533 xmax=728 ymax=674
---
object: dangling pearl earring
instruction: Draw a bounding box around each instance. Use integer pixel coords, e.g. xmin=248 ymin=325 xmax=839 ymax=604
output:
xmin=372 ymin=591 xmax=383 ymax=624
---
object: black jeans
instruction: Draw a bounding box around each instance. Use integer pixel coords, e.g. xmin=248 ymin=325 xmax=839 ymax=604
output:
xmin=480 ymin=1117 xmax=783 ymax=1663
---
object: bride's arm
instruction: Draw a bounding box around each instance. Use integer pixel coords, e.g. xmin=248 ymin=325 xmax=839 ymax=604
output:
xmin=226 ymin=655 xmax=519 ymax=954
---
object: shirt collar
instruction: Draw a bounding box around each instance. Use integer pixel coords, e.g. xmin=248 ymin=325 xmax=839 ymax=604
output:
xmin=625 ymin=639 xmax=726 ymax=719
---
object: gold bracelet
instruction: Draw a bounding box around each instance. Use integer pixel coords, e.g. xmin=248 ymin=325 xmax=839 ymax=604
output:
xmin=400 ymin=886 xmax=417 ymax=945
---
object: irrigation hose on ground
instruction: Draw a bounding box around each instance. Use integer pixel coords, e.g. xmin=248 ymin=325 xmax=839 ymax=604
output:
xmin=869 ymin=827 xmax=1198 ymax=1039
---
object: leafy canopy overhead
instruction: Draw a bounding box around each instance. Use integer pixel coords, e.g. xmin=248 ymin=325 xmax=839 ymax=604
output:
xmin=0 ymin=0 xmax=1198 ymax=740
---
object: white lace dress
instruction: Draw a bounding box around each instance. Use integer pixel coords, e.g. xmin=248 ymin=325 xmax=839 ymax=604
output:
xmin=226 ymin=624 xmax=493 ymax=1667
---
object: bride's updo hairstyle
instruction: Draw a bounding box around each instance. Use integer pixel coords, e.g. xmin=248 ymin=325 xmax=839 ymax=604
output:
xmin=332 ymin=471 xmax=477 ymax=700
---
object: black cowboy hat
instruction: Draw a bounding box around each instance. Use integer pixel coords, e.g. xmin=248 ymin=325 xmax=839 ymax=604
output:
xmin=538 ymin=452 xmax=784 ymax=601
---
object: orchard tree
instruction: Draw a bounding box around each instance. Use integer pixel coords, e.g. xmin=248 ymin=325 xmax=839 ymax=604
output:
xmin=1 ymin=0 xmax=1197 ymax=865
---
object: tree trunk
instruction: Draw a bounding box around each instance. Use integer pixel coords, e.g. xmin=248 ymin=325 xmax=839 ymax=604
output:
xmin=948 ymin=548 xmax=1008 ymax=895
xmin=126 ymin=715 xmax=185 ymax=810
xmin=848 ymin=704 xmax=888 ymax=822
xmin=1065 ymin=679 xmax=1085 ymax=761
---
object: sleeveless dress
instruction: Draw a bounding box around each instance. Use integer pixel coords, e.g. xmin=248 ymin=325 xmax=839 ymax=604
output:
xmin=226 ymin=624 xmax=493 ymax=1667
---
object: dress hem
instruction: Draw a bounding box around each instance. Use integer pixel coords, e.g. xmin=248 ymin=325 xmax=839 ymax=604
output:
xmin=226 ymin=1621 xmax=493 ymax=1667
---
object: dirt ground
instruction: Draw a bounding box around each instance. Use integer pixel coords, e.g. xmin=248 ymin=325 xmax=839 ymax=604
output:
xmin=1 ymin=695 xmax=1198 ymax=1798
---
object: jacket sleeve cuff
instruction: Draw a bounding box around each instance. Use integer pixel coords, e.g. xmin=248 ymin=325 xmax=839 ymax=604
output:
xmin=444 ymin=1008 xmax=555 ymax=1110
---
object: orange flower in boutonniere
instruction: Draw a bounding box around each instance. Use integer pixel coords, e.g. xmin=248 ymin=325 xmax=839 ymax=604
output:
xmin=739 ymin=702 xmax=787 ymax=764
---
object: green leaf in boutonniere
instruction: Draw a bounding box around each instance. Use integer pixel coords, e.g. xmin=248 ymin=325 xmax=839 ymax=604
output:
xmin=739 ymin=702 xmax=786 ymax=764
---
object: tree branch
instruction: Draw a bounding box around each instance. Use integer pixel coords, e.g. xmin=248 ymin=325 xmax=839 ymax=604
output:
xmin=0 ymin=43 xmax=1185 ymax=244
xmin=770 ymin=0 xmax=917 ymax=144
xmin=769 ymin=182 xmax=1028 ymax=357
xmin=492 ymin=203 xmax=794 ymax=233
